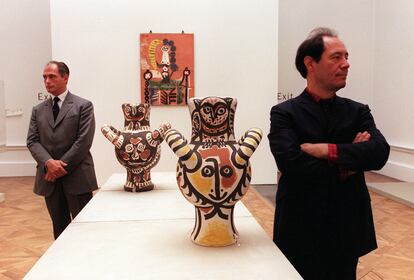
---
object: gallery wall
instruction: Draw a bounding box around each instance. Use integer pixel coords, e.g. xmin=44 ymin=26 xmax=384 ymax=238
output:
xmin=48 ymin=0 xmax=278 ymax=185
xmin=279 ymin=0 xmax=374 ymax=105
xmin=0 ymin=81 xmax=5 ymax=149
xmin=1 ymin=0 xmax=412 ymax=182
xmin=0 ymin=0 xmax=52 ymax=175
xmin=372 ymin=0 xmax=414 ymax=181
xmin=279 ymin=0 xmax=414 ymax=181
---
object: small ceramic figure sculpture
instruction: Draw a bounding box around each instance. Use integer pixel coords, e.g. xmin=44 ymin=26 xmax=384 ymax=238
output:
xmin=101 ymin=103 xmax=170 ymax=192
xmin=165 ymin=96 xmax=262 ymax=246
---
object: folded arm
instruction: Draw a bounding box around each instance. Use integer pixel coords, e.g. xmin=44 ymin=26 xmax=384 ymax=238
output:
xmin=336 ymin=105 xmax=390 ymax=171
xmin=268 ymin=106 xmax=337 ymax=182
xmin=300 ymin=105 xmax=389 ymax=173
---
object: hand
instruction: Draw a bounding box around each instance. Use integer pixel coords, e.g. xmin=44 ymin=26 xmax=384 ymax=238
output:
xmin=300 ymin=143 xmax=329 ymax=159
xmin=45 ymin=159 xmax=68 ymax=179
xmin=353 ymin=131 xmax=371 ymax=143
xmin=44 ymin=171 xmax=56 ymax=182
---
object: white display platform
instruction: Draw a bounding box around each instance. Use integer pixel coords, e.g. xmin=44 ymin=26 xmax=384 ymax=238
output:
xmin=100 ymin=172 xmax=177 ymax=191
xmin=24 ymin=172 xmax=302 ymax=279
xmin=74 ymin=189 xmax=252 ymax=223
xmin=24 ymin=219 xmax=301 ymax=280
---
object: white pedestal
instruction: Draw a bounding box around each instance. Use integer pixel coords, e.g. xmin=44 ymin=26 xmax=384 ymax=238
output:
xmin=24 ymin=172 xmax=302 ymax=280
xmin=74 ymin=189 xmax=252 ymax=223
xmin=100 ymin=172 xmax=177 ymax=191
xmin=24 ymin=219 xmax=301 ymax=279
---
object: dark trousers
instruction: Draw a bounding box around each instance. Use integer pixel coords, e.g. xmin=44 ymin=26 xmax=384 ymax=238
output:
xmin=45 ymin=182 xmax=92 ymax=239
xmin=286 ymin=251 xmax=358 ymax=280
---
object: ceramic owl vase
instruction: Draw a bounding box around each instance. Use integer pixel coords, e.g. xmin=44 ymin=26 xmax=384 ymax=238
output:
xmin=101 ymin=103 xmax=171 ymax=192
xmin=165 ymin=97 xmax=262 ymax=246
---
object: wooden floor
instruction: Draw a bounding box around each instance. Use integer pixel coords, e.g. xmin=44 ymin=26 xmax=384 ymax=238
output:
xmin=0 ymin=177 xmax=52 ymax=280
xmin=0 ymin=173 xmax=413 ymax=279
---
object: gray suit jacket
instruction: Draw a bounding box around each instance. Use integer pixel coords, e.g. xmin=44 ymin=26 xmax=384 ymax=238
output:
xmin=27 ymin=92 xmax=98 ymax=196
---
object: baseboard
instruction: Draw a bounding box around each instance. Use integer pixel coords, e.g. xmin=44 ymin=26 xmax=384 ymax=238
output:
xmin=376 ymin=160 xmax=414 ymax=182
xmin=0 ymin=161 xmax=36 ymax=177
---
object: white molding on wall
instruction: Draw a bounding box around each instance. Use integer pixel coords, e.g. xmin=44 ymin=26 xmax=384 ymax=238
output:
xmin=0 ymin=161 xmax=36 ymax=177
xmin=0 ymin=148 xmax=413 ymax=181
xmin=391 ymin=144 xmax=414 ymax=154
xmin=377 ymin=160 xmax=414 ymax=183
xmin=3 ymin=145 xmax=27 ymax=151
xmin=375 ymin=144 xmax=414 ymax=182
xmin=0 ymin=144 xmax=35 ymax=177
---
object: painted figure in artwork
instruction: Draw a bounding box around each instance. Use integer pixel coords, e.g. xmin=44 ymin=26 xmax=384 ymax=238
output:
xmin=101 ymin=103 xmax=171 ymax=192
xmin=165 ymin=96 xmax=262 ymax=246
xmin=140 ymin=33 xmax=194 ymax=106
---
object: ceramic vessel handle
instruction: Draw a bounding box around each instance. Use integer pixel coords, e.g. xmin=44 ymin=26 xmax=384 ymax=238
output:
xmin=236 ymin=128 xmax=263 ymax=165
xmin=101 ymin=125 xmax=124 ymax=148
xmin=147 ymin=122 xmax=172 ymax=147
xmin=156 ymin=122 xmax=172 ymax=141
xmin=165 ymin=128 xmax=200 ymax=170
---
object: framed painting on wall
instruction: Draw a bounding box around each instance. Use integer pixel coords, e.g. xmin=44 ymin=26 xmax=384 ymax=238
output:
xmin=140 ymin=33 xmax=194 ymax=106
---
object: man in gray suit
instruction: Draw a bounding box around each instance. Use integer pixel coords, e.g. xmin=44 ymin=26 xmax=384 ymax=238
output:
xmin=27 ymin=61 xmax=98 ymax=239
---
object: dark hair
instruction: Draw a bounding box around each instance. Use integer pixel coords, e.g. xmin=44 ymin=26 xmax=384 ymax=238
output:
xmin=47 ymin=61 xmax=70 ymax=77
xmin=295 ymin=27 xmax=338 ymax=78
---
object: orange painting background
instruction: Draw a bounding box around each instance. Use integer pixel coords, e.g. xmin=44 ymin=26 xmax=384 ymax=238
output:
xmin=140 ymin=33 xmax=194 ymax=106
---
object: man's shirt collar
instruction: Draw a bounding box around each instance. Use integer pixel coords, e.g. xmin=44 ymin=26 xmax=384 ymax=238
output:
xmin=50 ymin=89 xmax=68 ymax=104
xmin=305 ymin=88 xmax=336 ymax=103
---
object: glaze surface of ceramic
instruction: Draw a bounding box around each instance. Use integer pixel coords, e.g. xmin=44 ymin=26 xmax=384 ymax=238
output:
xmin=102 ymin=103 xmax=170 ymax=192
xmin=165 ymin=97 xmax=262 ymax=246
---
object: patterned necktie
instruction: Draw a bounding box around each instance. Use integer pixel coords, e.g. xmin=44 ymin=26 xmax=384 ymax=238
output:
xmin=52 ymin=97 xmax=60 ymax=121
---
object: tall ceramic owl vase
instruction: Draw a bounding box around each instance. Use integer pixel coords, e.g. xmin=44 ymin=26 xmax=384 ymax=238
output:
xmin=165 ymin=96 xmax=262 ymax=246
xmin=101 ymin=103 xmax=171 ymax=192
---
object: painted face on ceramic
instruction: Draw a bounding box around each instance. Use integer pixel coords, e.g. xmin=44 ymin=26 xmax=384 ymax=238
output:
xmin=179 ymin=146 xmax=248 ymax=206
xmin=165 ymin=96 xmax=262 ymax=246
xmin=122 ymin=104 xmax=149 ymax=123
xmin=116 ymin=132 xmax=158 ymax=167
xmin=199 ymin=99 xmax=229 ymax=128
xmin=311 ymin=36 xmax=350 ymax=92
xmin=190 ymin=97 xmax=236 ymax=142
xmin=43 ymin=63 xmax=68 ymax=96
xmin=178 ymin=146 xmax=250 ymax=211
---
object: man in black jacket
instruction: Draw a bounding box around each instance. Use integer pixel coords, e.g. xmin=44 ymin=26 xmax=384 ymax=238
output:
xmin=268 ymin=27 xmax=389 ymax=279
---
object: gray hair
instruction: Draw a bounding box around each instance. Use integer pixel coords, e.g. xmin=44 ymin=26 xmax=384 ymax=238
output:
xmin=307 ymin=27 xmax=338 ymax=39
